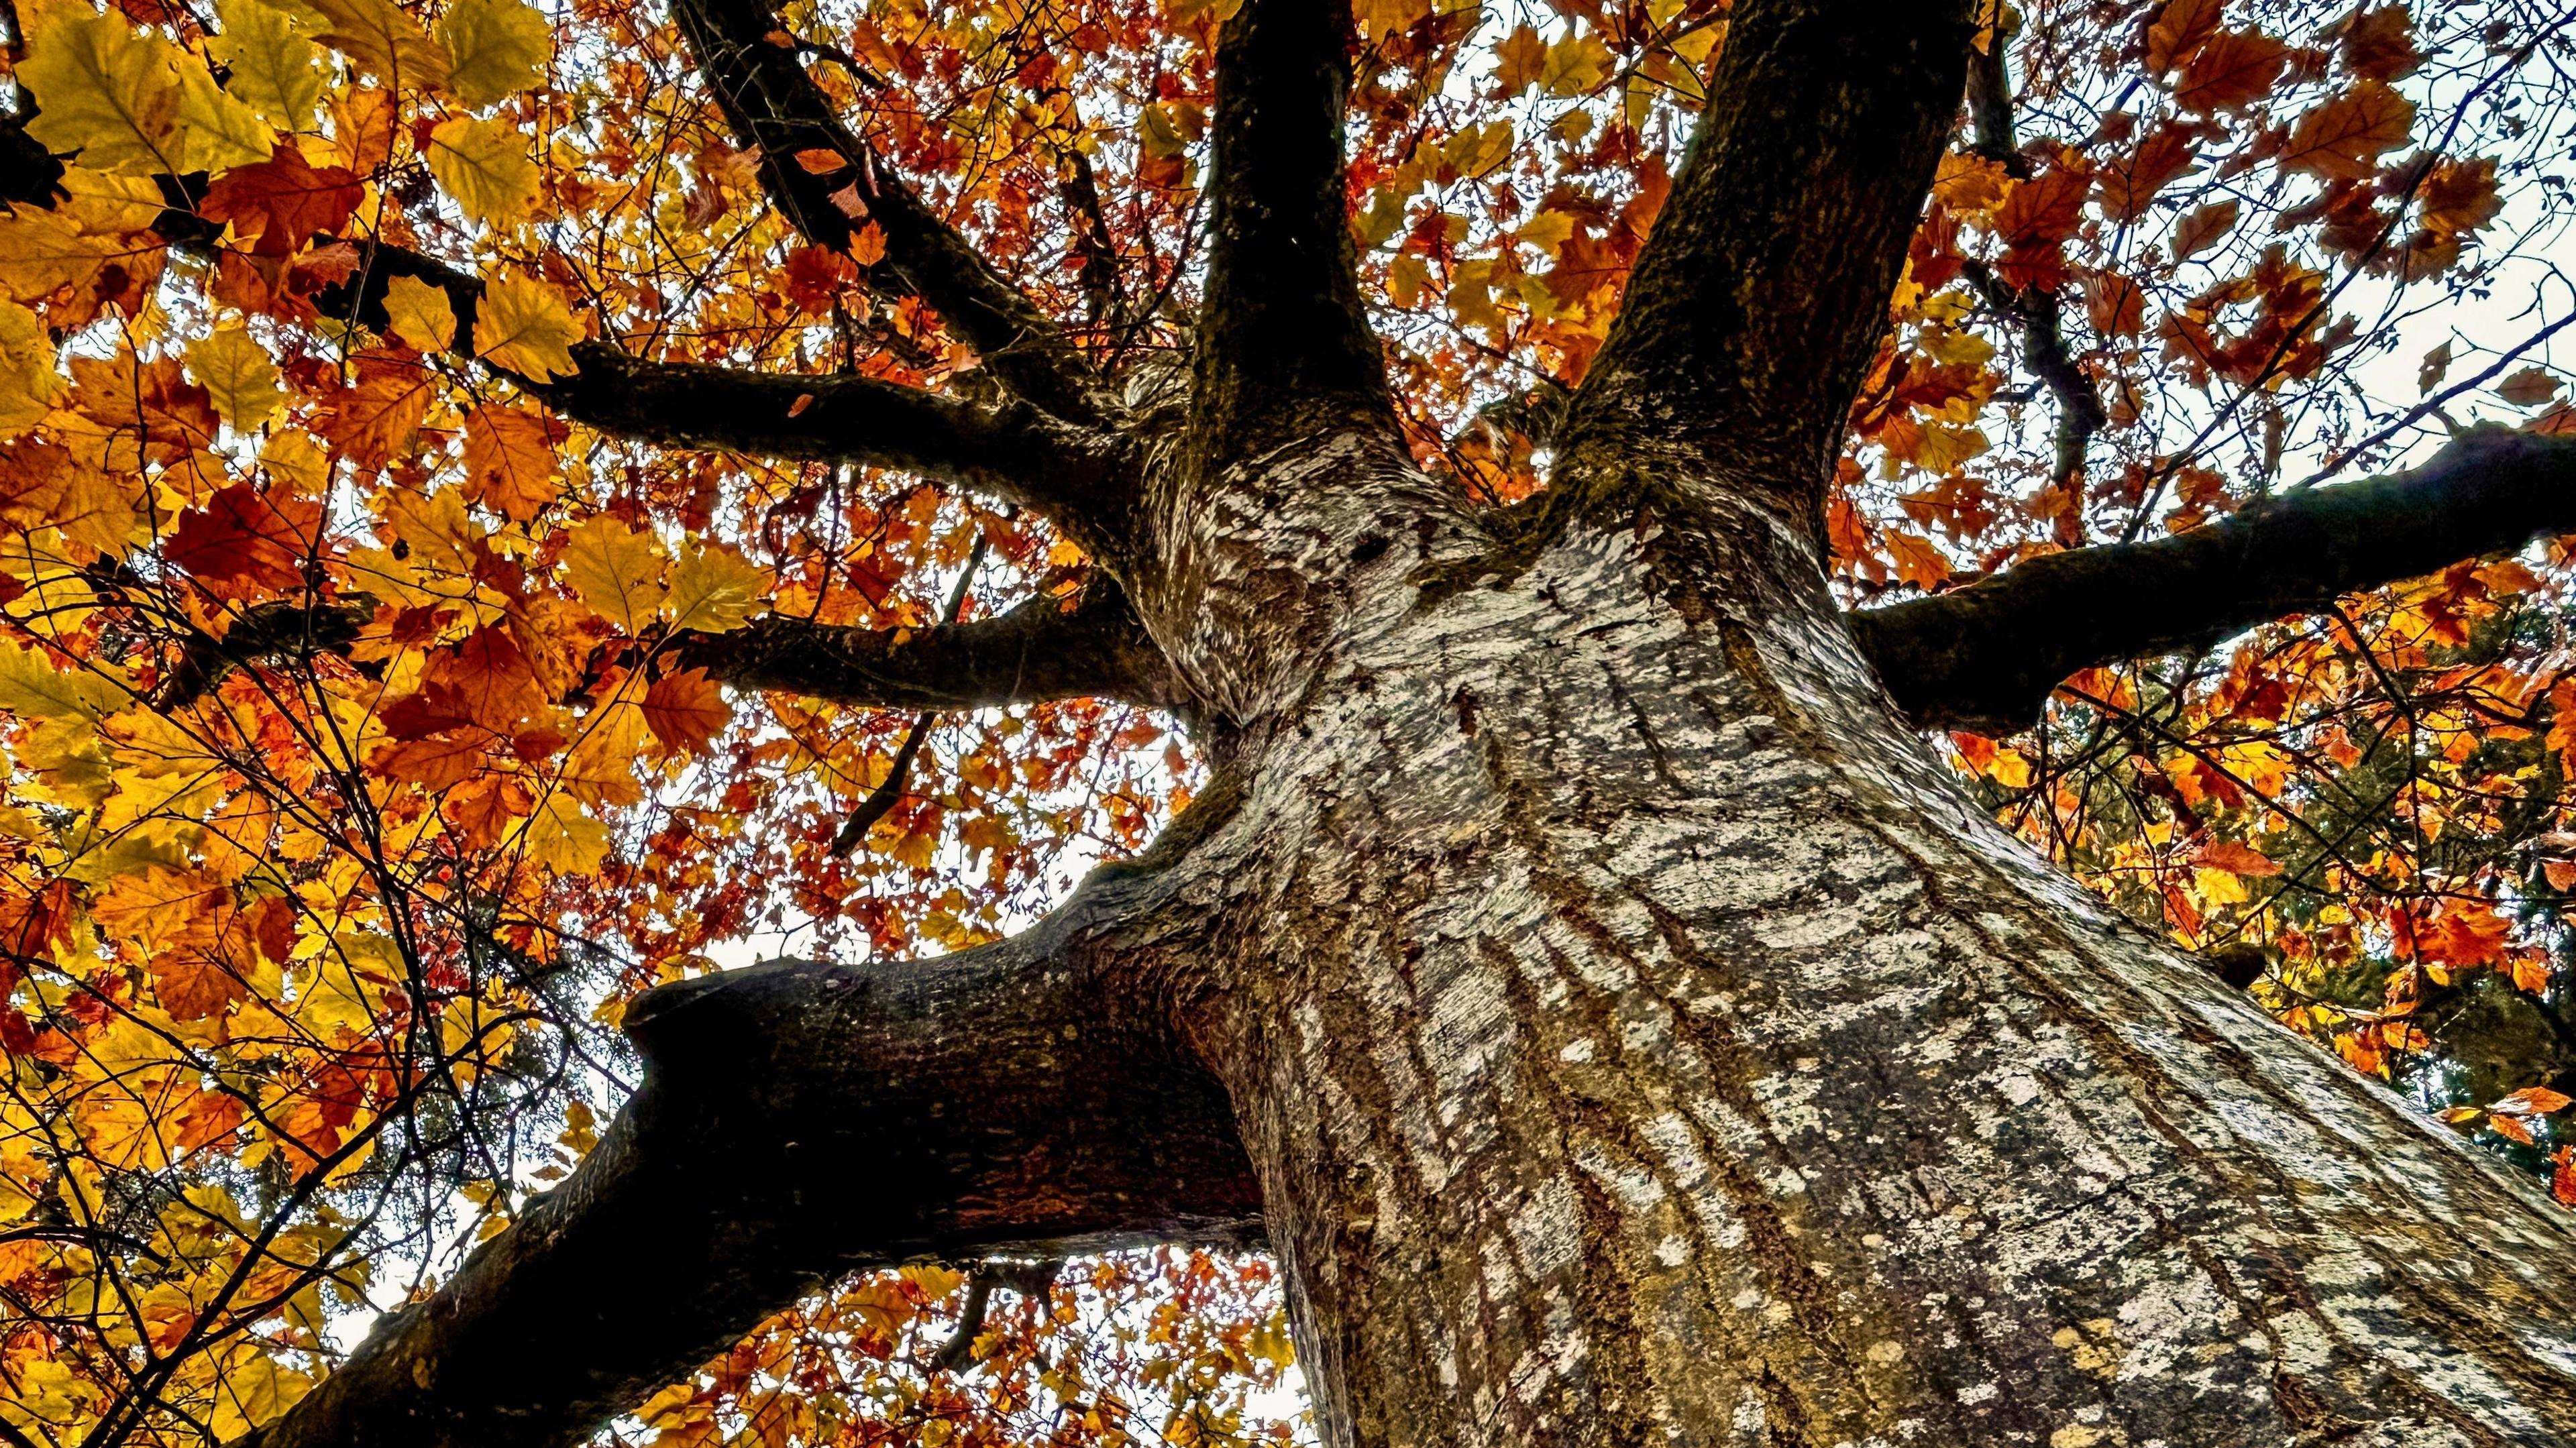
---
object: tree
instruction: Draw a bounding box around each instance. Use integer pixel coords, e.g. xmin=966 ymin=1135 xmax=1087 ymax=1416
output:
xmin=5 ymin=0 xmax=2576 ymax=1441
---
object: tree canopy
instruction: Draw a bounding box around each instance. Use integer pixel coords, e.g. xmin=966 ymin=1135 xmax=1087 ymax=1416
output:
xmin=1 ymin=0 xmax=2574 ymax=1441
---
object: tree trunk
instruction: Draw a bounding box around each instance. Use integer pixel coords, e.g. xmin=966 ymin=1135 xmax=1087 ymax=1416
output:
xmin=1178 ymin=486 xmax=2576 ymax=1447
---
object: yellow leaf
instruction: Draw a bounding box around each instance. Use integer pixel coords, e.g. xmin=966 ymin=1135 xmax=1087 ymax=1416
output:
xmin=209 ymin=0 xmax=327 ymax=131
xmin=1539 ymin=32 xmax=1611 ymax=97
xmin=0 ymin=302 xmax=67 ymax=436
xmin=186 ymin=326 xmax=285 ymax=431
xmin=471 ymin=273 xmax=581 ymax=378
xmin=21 ymin=7 xmax=189 ymax=175
xmin=663 ymin=541 xmax=767 ymax=633
xmin=1495 ymin=23 xmax=1545 ymax=92
xmin=525 ymin=791 xmax=610 ymax=875
xmin=381 ymin=272 xmax=459 ymax=351
xmin=1515 ymin=209 xmax=1575 ymax=260
xmin=174 ymin=60 xmax=277 ymax=172
xmin=560 ymin=516 xmax=664 ymax=632
xmin=0 ymin=643 xmax=126 ymax=721
xmin=438 ymin=0 xmax=550 ymax=109
xmin=428 ymin=115 xmax=541 ymax=228
xmin=307 ymin=0 xmax=449 ymax=90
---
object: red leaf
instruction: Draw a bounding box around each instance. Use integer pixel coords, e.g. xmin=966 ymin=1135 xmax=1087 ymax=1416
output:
xmin=201 ymin=145 xmax=364 ymax=258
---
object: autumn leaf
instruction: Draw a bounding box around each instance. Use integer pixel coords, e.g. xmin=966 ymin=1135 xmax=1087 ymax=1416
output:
xmin=2174 ymin=30 xmax=2287 ymax=115
xmin=561 ymin=516 xmax=664 ymax=631
xmin=663 ymin=541 xmax=767 ymax=632
xmin=0 ymin=302 xmax=68 ymax=437
xmin=429 ymin=116 xmax=543 ymax=229
xmin=166 ymin=482 xmax=324 ymax=594
xmin=471 ymin=276 xmax=582 ymax=380
xmin=382 ymin=274 xmax=461 ymax=353
xmin=462 ymin=404 xmax=564 ymax=520
xmin=2498 ymin=368 xmax=2563 ymax=408
xmin=209 ymin=0 xmax=327 ymax=133
xmin=2282 ymin=81 xmax=2416 ymax=180
xmin=21 ymin=7 xmax=270 ymax=176
xmin=201 ymin=146 xmax=364 ymax=257
xmin=2170 ymin=199 xmax=2237 ymax=258
xmin=439 ymin=0 xmax=552 ymax=108
xmin=2143 ymin=0 xmax=2220 ymax=74
xmin=307 ymin=0 xmax=450 ymax=91
xmin=185 ymin=327 xmax=285 ymax=432
xmin=642 ymin=667 xmax=729 ymax=755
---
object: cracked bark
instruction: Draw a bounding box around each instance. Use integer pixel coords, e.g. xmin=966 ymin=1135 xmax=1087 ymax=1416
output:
xmin=14 ymin=0 xmax=2568 ymax=1439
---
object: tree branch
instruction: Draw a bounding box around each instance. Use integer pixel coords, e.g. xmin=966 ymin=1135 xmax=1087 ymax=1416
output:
xmin=663 ymin=0 xmax=1111 ymax=424
xmin=1964 ymin=258 xmax=2107 ymax=493
xmin=1848 ymin=429 xmax=2576 ymax=734
xmin=1555 ymin=0 xmax=1977 ymax=528
xmin=533 ymin=343 xmax=1125 ymax=522
xmin=233 ymin=856 xmax=1260 ymax=1448
xmin=1187 ymin=0 xmax=1400 ymax=471
xmin=156 ymin=580 xmax=1178 ymax=717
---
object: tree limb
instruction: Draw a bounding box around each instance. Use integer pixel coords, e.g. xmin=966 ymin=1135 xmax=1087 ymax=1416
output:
xmin=663 ymin=0 xmax=1112 ymax=425
xmin=1848 ymin=429 xmax=2576 ymax=734
xmin=532 ymin=343 xmax=1126 ymax=521
xmin=1964 ymin=258 xmax=2107 ymax=493
xmin=1187 ymin=0 xmax=1401 ymax=471
xmin=156 ymin=580 xmax=1179 ymax=716
xmin=1556 ymin=0 xmax=1977 ymax=528
xmin=233 ymin=857 xmax=1260 ymax=1448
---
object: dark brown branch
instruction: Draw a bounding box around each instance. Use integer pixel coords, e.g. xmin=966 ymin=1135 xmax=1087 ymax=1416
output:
xmin=663 ymin=0 xmax=1110 ymax=425
xmin=1187 ymin=0 xmax=1401 ymax=471
xmin=682 ymin=579 xmax=1185 ymax=713
xmin=533 ymin=344 xmax=1124 ymax=524
xmin=926 ymin=1258 xmax=1060 ymax=1375
xmin=233 ymin=856 xmax=1261 ymax=1448
xmin=156 ymin=580 xmax=1178 ymax=716
xmin=1963 ymin=259 xmax=2107 ymax=490
xmin=1849 ymin=429 xmax=2576 ymax=734
xmin=1556 ymin=0 xmax=1977 ymax=529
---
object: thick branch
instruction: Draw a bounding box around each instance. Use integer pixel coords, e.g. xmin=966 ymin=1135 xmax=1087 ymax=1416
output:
xmin=160 ymin=581 xmax=1176 ymax=714
xmin=1849 ymin=429 xmax=2576 ymax=734
xmin=1187 ymin=0 xmax=1399 ymax=471
xmin=663 ymin=0 xmax=1108 ymax=424
xmin=234 ymin=857 xmax=1260 ymax=1448
xmin=535 ymin=343 xmax=1124 ymax=520
xmin=1556 ymin=0 xmax=1976 ymax=526
xmin=683 ymin=579 xmax=1187 ymax=713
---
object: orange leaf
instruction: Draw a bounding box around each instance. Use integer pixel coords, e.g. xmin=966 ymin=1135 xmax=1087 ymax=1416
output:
xmin=2282 ymin=81 xmax=2416 ymax=180
xmin=794 ymin=147 xmax=847 ymax=174
xmin=643 ymin=667 xmax=730 ymax=756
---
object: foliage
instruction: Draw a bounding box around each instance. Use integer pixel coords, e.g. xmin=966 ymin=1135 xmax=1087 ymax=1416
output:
xmin=0 ymin=0 xmax=2569 ymax=1439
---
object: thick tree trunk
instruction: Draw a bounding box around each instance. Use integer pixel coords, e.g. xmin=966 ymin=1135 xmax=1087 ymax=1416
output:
xmin=1174 ymin=485 xmax=2576 ymax=1447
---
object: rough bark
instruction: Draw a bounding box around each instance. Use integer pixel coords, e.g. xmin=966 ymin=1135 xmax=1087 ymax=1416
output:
xmin=1555 ymin=0 xmax=1977 ymax=532
xmin=1183 ymin=480 xmax=2576 ymax=1447
xmin=1852 ymin=428 xmax=2576 ymax=734
xmin=234 ymin=860 xmax=1260 ymax=1448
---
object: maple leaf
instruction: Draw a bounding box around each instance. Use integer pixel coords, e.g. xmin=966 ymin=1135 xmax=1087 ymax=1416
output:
xmin=2171 ymin=199 xmax=2238 ymax=258
xmin=0 ymin=302 xmax=68 ymax=437
xmin=2338 ymin=6 xmax=2421 ymax=81
xmin=462 ymin=404 xmax=566 ymax=520
xmin=2282 ymin=82 xmax=2416 ymax=180
xmin=1885 ymin=530 xmax=1951 ymax=590
xmin=208 ymin=0 xmax=327 ymax=132
xmin=439 ymin=0 xmax=552 ymax=108
xmin=2143 ymin=0 xmax=2220 ymax=75
xmin=307 ymin=0 xmax=449 ymax=91
xmin=429 ymin=117 xmax=543 ymax=229
xmin=472 ymin=275 xmax=583 ymax=379
xmin=2174 ymin=30 xmax=2287 ymax=116
xmin=382 ymin=274 xmax=462 ymax=352
xmin=201 ymin=146 xmax=364 ymax=257
xmin=642 ymin=667 xmax=729 ymax=756
xmin=561 ymin=516 xmax=665 ymax=631
xmin=185 ymin=327 xmax=286 ymax=433
xmin=166 ymin=482 xmax=324 ymax=594
xmin=2096 ymin=127 xmax=2195 ymax=223
xmin=315 ymin=353 xmax=433 ymax=474
xmin=663 ymin=541 xmax=767 ymax=632
xmin=2498 ymin=368 xmax=2563 ymax=408
xmin=21 ymin=7 xmax=270 ymax=176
